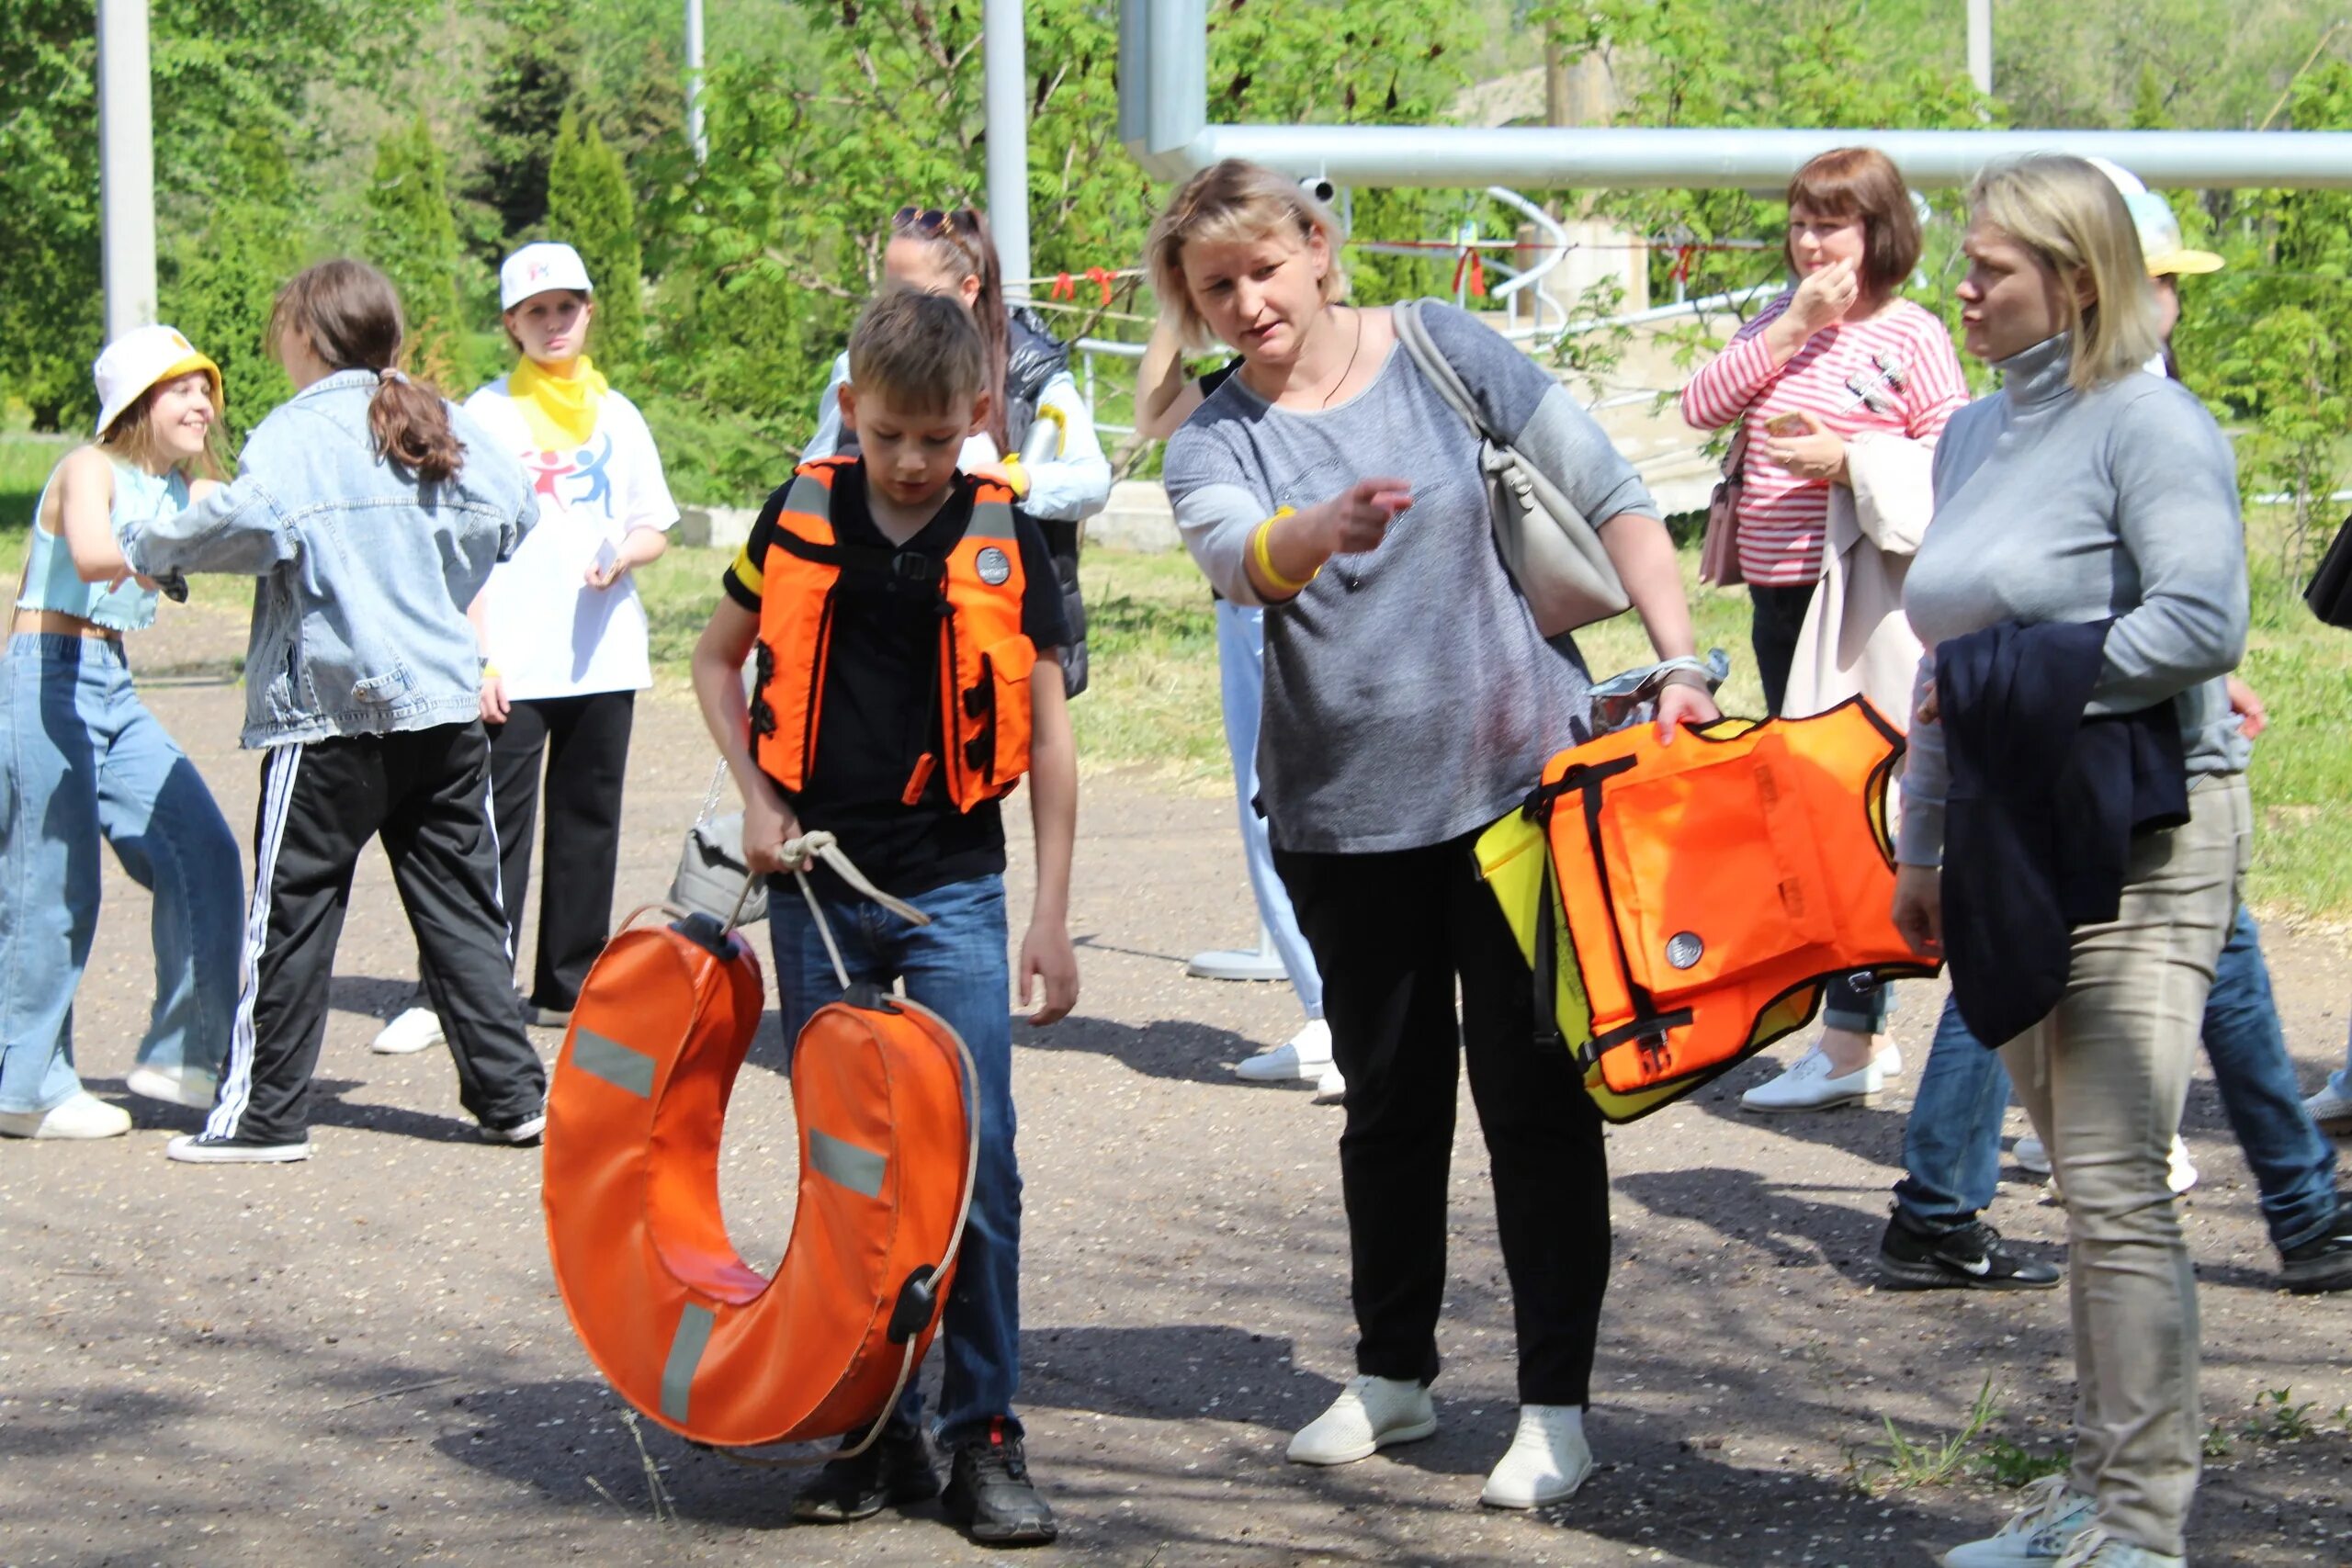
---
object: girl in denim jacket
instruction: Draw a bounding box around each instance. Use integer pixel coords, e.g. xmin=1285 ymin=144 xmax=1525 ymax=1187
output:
xmin=0 ymin=327 xmax=246 ymax=1140
xmin=120 ymin=259 xmax=549 ymax=1165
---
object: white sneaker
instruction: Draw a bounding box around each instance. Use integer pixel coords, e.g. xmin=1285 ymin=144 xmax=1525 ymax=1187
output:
xmin=0 ymin=1091 xmax=132 ymax=1140
xmin=2015 ymin=1136 xmax=2194 ymax=1195
xmin=1739 ymin=1043 xmax=1882 ymax=1112
xmin=2053 ymin=1528 xmax=2183 ymax=1568
xmin=371 ymin=1005 xmax=446 ymax=1055
xmin=1235 ymin=1019 xmax=1332 ymax=1083
xmin=2306 ymin=1080 xmax=2352 ymax=1134
xmin=1312 ymin=1064 xmax=1346 ymax=1105
xmin=1479 ymin=1403 xmax=1593 ymax=1509
xmin=1939 ymin=1474 xmax=2095 ymax=1566
xmin=1875 ymin=1042 xmax=1904 ymax=1077
xmin=126 ymin=1062 xmax=219 ymax=1111
xmin=1285 ymin=1374 xmax=1436 ymax=1465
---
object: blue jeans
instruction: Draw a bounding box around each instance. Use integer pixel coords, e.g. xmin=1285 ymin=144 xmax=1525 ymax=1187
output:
xmin=769 ymin=872 xmax=1023 ymax=1448
xmin=0 ymin=636 xmax=243 ymax=1113
xmin=1894 ymin=906 xmax=2339 ymax=1252
xmin=1216 ymin=601 xmax=1322 ymax=1019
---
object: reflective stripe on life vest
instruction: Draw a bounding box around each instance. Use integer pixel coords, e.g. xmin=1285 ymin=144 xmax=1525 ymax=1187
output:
xmin=750 ymin=459 xmax=1034 ymax=812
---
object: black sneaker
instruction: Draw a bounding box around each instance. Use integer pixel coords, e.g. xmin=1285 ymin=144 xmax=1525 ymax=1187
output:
xmin=790 ymin=1417 xmax=940 ymax=1524
xmin=944 ymin=1417 xmax=1057 ymax=1547
xmin=2280 ymin=1211 xmax=2352 ymax=1295
xmin=480 ymin=1111 xmax=547 ymax=1145
xmin=1878 ymin=1211 xmax=2062 ymax=1290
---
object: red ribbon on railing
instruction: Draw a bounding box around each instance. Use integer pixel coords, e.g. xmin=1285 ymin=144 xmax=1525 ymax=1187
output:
xmin=1049 ymin=272 xmax=1077 ymax=302
xmin=1670 ymin=245 xmax=1697 ymax=287
xmin=1083 ymin=265 xmax=1114 ymax=306
xmin=1451 ymin=246 xmax=1487 ymax=299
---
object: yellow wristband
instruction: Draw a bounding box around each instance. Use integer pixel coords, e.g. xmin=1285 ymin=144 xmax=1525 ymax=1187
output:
xmin=1251 ymin=509 xmax=1316 ymax=595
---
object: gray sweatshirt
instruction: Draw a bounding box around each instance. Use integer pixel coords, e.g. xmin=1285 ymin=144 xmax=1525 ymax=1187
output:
xmin=1897 ymin=333 xmax=2248 ymax=866
xmin=1163 ymin=303 xmax=1657 ymax=855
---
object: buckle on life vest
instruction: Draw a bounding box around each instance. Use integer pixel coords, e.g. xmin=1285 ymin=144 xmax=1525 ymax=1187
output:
xmin=749 ymin=640 xmax=778 ymax=738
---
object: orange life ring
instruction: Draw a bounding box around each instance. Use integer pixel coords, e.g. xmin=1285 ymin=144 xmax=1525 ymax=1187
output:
xmin=542 ymin=908 xmax=976 ymax=1448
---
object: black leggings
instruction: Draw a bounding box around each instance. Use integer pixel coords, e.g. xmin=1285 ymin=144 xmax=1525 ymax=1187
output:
xmin=1273 ymin=831 xmax=1610 ymax=1406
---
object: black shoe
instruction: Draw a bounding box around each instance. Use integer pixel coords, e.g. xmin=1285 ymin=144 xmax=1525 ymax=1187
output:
xmin=2280 ymin=1212 xmax=2352 ymax=1294
xmin=790 ymin=1418 xmax=940 ymax=1524
xmin=1878 ymin=1212 xmax=2062 ymax=1290
xmin=943 ymin=1418 xmax=1057 ymax=1547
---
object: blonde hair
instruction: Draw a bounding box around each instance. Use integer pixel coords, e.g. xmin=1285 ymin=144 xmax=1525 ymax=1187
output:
xmin=98 ymin=376 xmax=228 ymax=483
xmin=1969 ymin=154 xmax=2164 ymax=392
xmin=1145 ymin=160 xmax=1349 ymax=352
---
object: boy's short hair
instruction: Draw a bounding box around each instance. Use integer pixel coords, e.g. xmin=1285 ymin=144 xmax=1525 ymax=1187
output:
xmin=847 ymin=289 xmax=988 ymax=419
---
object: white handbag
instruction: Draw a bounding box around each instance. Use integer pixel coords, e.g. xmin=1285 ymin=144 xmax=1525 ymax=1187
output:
xmin=1391 ymin=299 xmax=1630 ymax=637
xmin=671 ymin=760 xmax=769 ymax=927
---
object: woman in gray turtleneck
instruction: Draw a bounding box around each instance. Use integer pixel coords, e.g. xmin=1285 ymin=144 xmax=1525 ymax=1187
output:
xmin=1894 ymin=156 xmax=2248 ymax=1568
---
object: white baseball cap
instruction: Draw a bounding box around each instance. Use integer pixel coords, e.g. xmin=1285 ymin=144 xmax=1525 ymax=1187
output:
xmin=2085 ymin=157 xmax=2225 ymax=278
xmin=500 ymin=242 xmax=595 ymax=310
xmin=93 ymin=324 xmax=222 ymax=438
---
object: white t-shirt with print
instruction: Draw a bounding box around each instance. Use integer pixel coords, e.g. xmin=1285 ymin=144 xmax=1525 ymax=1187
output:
xmin=463 ymin=379 xmax=680 ymax=699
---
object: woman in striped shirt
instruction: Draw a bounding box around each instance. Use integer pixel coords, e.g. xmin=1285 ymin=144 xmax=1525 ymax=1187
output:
xmin=1680 ymin=146 xmax=1968 ymax=1111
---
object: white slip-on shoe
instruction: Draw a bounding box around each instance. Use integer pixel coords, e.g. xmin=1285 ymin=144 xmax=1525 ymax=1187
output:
xmin=0 ymin=1091 xmax=132 ymax=1140
xmin=1286 ymin=1374 xmax=1436 ymax=1465
xmin=1312 ymin=1064 xmax=1346 ymax=1105
xmin=1938 ymin=1474 xmax=2095 ymax=1566
xmin=125 ymin=1062 xmax=219 ymax=1111
xmin=1874 ymin=1042 xmax=1904 ymax=1077
xmin=2305 ymin=1080 xmax=2352 ymax=1134
xmin=2166 ymin=1136 xmax=2198 ymax=1196
xmin=1479 ymin=1403 xmax=1594 ymax=1509
xmin=370 ymin=1005 xmax=446 ymax=1055
xmin=1236 ymin=1019 xmax=1333 ymax=1084
xmin=2015 ymin=1135 xmax=2052 ymax=1176
xmin=1738 ymin=1043 xmax=1883 ymax=1113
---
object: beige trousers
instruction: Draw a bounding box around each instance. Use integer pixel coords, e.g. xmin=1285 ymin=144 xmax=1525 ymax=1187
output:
xmin=1998 ymin=773 xmax=2249 ymax=1558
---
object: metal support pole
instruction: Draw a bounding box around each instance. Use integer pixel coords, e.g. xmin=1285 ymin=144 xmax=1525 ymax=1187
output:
xmin=983 ymin=0 xmax=1033 ymax=302
xmin=1967 ymin=0 xmax=1993 ymax=97
xmin=97 ymin=0 xmax=157 ymax=340
xmin=685 ymin=0 xmax=707 ymax=164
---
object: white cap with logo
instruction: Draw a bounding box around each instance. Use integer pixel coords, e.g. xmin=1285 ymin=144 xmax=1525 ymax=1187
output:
xmin=500 ymin=242 xmax=595 ymax=310
xmin=92 ymin=324 xmax=222 ymax=437
xmin=2083 ymin=157 xmax=2226 ymax=278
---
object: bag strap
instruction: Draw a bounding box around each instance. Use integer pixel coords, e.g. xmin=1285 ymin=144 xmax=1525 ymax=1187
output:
xmin=1721 ymin=419 xmax=1751 ymax=480
xmin=1390 ymin=299 xmax=1494 ymax=446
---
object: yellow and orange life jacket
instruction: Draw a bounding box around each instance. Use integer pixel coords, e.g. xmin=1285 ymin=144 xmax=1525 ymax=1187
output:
xmin=749 ymin=458 xmax=1036 ymax=812
xmin=1510 ymin=699 xmax=1935 ymax=1107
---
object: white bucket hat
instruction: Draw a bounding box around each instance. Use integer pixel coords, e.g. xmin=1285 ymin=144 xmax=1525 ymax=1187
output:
xmin=500 ymin=242 xmax=595 ymax=310
xmin=93 ymin=324 xmax=222 ymax=437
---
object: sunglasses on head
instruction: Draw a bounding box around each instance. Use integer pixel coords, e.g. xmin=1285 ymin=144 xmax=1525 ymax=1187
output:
xmin=894 ymin=206 xmax=981 ymax=238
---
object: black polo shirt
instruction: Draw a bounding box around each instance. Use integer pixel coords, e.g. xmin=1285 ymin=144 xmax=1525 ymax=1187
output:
xmin=724 ymin=463 xmax=1069 ymax=897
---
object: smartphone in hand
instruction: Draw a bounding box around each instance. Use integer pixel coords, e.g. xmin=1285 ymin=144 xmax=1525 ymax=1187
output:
xmin=592 ymin=537 xmax=619 ymax=580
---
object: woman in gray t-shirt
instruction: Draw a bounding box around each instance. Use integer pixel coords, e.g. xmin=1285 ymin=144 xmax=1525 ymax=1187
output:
xmin=1148 ymin=160 xmax=1718 ymax=1512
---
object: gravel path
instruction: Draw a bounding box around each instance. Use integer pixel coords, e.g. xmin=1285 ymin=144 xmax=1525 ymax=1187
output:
xmin=3 ymin=655 xmax=2346 ymax=1566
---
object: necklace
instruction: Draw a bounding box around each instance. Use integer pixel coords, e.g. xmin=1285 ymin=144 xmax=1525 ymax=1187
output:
xmin=1317 ymin=307 xmax=1365 ymax=408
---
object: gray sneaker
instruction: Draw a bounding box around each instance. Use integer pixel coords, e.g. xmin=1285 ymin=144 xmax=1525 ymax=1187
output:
xmin=1939 ymin=1475 xmax=2095 ymax=1565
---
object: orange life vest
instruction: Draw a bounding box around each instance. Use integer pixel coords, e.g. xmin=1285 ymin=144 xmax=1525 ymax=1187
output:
xmin=1525 ymin=698 xmax=1935 ymax=1099
xmin=543 ymin=909 xmax=975 ymax=1447
xmin=750 ymin=458 xmax=1036 ymax=813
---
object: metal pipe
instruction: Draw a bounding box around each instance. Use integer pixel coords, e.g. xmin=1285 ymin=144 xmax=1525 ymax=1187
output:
xmin=1968 ymin=0 xmax=1994 ymax=97
xmin=1154 ymin=123 xmax=2352 ymax=190
xmin=685 ymin=0 xmax=707 ymax=165
xmin=98 ymin=0 xmax=156 ymax=339
xmin=983 ymin=0 xmax=1033 ymax=301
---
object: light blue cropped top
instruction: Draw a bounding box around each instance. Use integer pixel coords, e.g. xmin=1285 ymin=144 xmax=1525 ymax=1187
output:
xmin=13 ymin=457 xmax=185 ymax=632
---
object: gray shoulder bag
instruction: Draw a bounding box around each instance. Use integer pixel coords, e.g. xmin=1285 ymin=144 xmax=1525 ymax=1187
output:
xmin=1391 ymin=299 xmax=1630 ymax=637
xmin=672 ymin=760 xmax=770 ymax=927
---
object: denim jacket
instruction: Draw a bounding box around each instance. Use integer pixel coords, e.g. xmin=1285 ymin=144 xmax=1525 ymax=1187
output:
xmin=120 ymin=370 xmax=537 ymax=748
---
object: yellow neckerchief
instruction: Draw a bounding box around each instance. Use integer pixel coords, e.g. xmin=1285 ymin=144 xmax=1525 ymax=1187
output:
xmin=509 ymin=355 xmax=609 ymax=450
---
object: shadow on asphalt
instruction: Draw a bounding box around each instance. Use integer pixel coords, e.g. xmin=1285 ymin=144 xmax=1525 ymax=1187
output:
xmin=1613 ymin=1166 xmax=1899 ymax=1289
xmin=1018 ymin=1013 xmax=1281 ymax=1086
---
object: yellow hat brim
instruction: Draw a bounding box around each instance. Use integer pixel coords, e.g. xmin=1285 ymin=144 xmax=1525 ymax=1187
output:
xmin=153 ymin=351 xmax=226 ymax=412
xmin=2148 ymin=248 xmax=2225 ymax=277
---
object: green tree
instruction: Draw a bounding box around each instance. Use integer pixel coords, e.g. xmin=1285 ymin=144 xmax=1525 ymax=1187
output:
xmin=364 ymin=117 xmax=467 ymax=388
xmin=469 ymin=22 xmax=580 ymax=243
xmin=546 ymin=107 xmax=646 ymax=376
xmin=161 ymin=130 xmax=300 ymax=441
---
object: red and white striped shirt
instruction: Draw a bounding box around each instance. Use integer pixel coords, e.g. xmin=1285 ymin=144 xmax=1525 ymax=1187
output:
xmin=1681 ymin=294 xmax=1968 ymax=586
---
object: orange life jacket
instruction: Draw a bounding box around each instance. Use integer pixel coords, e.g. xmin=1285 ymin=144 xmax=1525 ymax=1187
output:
xmin=750 ymin=458 xmax=1035 ymax=812
xmin=543 ymin=908 xmax=975 ymax=1447
xmin=1525 ymin=698 xmax=1935 ymax=1099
